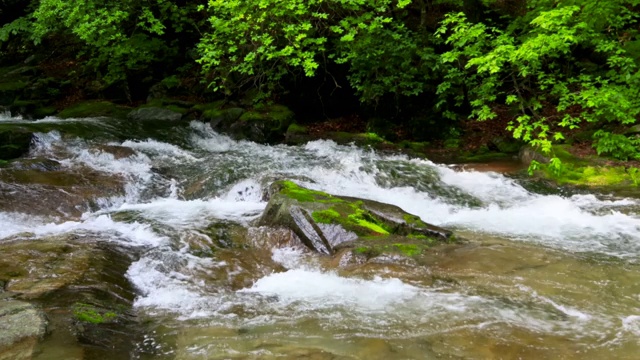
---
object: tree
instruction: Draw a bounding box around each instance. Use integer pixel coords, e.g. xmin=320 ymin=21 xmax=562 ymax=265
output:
xmin=437 ymin=0 xmax=640 ymax=164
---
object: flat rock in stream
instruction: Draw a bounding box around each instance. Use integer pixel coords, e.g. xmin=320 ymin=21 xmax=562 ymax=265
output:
xmin=0 ymin=162 xmax=125 ymax=218
xmin=258 ymin=180 xmax=457 ymax=262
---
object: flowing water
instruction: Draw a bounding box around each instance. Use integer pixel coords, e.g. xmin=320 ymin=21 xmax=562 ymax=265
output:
xmin=1 ymin=112 xmax=639 ymax=359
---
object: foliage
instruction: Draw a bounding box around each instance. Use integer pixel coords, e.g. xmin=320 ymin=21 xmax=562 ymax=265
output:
xmin=437 ymin=0 xmax=640 ymax=164
xmin=1 ymin=0 xmax=203 ymax=90
xmin=197 ymin=0 xmax=433 ymax=102
xmin=593 ymin=130 xmax=640 ymax=160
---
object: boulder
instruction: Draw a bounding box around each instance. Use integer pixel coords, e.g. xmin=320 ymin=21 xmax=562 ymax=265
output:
xmin=257 ymin=180 xmax=456 ymax=260
xmin=127 ymin=106 xmax=182 ymax=122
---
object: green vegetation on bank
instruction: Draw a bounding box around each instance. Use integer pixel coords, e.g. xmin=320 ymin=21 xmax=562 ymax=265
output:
xmin=1 ymin=0 xmax=638 ymax=172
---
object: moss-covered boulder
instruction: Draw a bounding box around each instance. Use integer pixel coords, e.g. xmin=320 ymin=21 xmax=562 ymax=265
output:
xmin=258 ymin=181 xmax=455 ymax=259
xmin=207 ymin=105 xmax=294 ymax=144
xmin=0 ymin=127 xmax=33 ymax=160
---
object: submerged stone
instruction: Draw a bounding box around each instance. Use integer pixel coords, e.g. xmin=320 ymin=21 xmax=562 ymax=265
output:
xmin=0 ymin=300 xmax=47 ymax=359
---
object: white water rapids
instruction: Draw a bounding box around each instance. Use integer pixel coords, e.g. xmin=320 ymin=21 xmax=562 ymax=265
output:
xmin=1 ymin=115 xmax=639 ymax=359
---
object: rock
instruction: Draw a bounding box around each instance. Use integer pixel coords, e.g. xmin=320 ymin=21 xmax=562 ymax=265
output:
xmin=0 ymin=236 xmax=142 ymax=357
xmin=284 ymin=123 xmax=310 ymax=145
xmin=208 ymin=105 xmax=294 ymax=144
xmin=127 ymin=106 xmax=182 ymax=122
xmin=519 ymin=145 xmax=550 ymax=165
xmin=94 ymin=145 xmax=136 ymax=159
xmin=257 ymin=180 xmax=455 ymax=258
xmin=0 ymin=238 xmax=95 ymax=298
xmin=0 ymin=166 xmax=125 ymax=218
xmin=0 ymin=127 xmax=33 ymax=160
xmin=0 ymin=300 xmax=47 ymax=359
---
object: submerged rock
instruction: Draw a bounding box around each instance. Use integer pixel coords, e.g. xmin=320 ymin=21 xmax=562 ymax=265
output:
xmin=258 ymin=180 xmax=456 ymax=260
xmin=0 ymin=300 xmax=47 ymax=360
xmin=0 ymin=236 xmax=142 ymax=358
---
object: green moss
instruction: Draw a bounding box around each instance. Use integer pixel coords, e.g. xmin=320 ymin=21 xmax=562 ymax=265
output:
xmin=286 ymin=123 xmax=307 ymax=134
xmin=73 ymin=303 xmax=117 ymax=324
xmin=312 ymin=208 xmax=341 ymax=223
xmin=58 ymin=100 xmax=130 ymax=119
xmin=403 ymin=214 xmax=427 ymax=227
xmin=459 ymin=152 xmax=511 ymax=162
xmin=0 ymin=80 xmax=27 ymax=92
xmin=279 ymin=180 xmax=341 ymax=203
xmin=192 ymin=101 xmax=225 ymax=113
xmin=392 ymin=243 xmax=421 ymax=256
xmin=347 ymin=212 xmax=389 ymax=235
xmin=362 ymin=132 xmax=385 ymax=143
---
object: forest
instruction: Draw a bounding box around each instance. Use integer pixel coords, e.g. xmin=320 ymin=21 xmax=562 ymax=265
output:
xmin=1 ymin=0 xmax=640 ymax=174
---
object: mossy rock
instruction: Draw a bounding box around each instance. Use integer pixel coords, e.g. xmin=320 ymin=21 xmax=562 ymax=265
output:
xmin=258 ymin=180 xmax=455 ymax=256
xmin=142 ymin=98 xmax=193 ymax=115
xmin=58 ymin=100 xmax=131 ymax=119
xmin=9 ymin=99 xmax=56 ymax=119
xmin=0 ymin=127 xmax=33 ymax=160
xmin=231 ymin=105 xmax=294 ymax=144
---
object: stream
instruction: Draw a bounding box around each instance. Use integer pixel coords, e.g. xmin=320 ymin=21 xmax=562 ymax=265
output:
xmin=1 ymin=112 xmax=639 ymax=359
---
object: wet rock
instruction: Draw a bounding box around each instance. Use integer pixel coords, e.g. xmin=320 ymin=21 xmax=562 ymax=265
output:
xmin=0 ymin=166 xmax=125 ymax=218
xmin=0 ymin=300 xmax=47 ymax=359
xmin=0 ymin=236 xmax=142 ymax=358
xmin=0 ymin=237 xmax=94 ymax=299
xmin=8 ymin=158 xmax=62 ymax=171
xmin=128 ymin=106 xmax=182 ymax=122
xmin=94 ymin=144 xmax=137 ymax=159
xmin=0 ymin=127 xmax=33 ymax=160
xmin=257 ymin=180 xmax=456 ymax=258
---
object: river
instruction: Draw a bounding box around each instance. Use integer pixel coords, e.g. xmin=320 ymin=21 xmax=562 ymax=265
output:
xmin=1 ymin=112 xmax=639 ymax=359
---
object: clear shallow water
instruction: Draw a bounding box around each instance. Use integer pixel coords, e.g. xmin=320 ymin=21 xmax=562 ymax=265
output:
xmin=1 ymin=116 xmax=639 ymax=359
